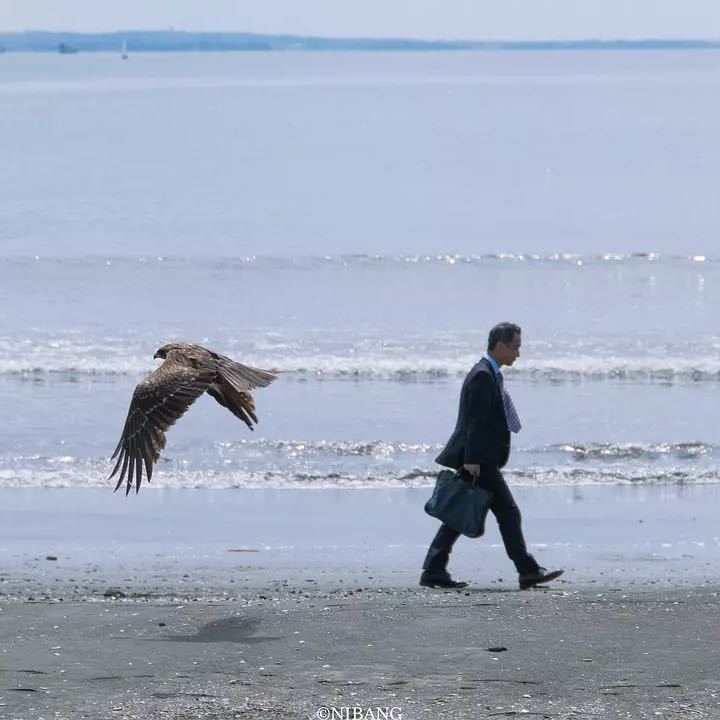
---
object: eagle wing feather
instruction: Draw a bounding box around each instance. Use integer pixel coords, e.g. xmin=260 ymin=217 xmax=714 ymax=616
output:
xmin=109 ymin=360 xmax=215 ymax=495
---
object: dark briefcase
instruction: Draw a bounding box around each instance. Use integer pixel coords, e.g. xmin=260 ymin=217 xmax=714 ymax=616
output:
xmin=424 ymin=469 xmax=493 ymax=538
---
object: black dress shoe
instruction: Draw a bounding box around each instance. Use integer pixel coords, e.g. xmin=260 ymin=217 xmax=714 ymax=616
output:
xmin=419 ymin=572 xmax=468 ymax=589
xmin=518 ymin=567 xmax=564 ymax=590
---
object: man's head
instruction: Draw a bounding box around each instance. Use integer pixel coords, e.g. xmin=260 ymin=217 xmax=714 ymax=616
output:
xmin=487 ymin=322 xmax=522 ymax=367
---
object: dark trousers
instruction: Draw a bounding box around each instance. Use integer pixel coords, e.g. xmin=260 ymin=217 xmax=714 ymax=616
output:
xmin=422 ymin=466 xmax=539 ymax=576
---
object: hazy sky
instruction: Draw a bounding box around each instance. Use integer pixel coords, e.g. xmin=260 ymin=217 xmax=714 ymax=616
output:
xmin=2 ymin=0 xmax=720 ymax=39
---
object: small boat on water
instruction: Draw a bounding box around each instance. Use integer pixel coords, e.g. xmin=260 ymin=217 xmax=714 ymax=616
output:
xmin=58 ymin=43 xmax=78 ymax=54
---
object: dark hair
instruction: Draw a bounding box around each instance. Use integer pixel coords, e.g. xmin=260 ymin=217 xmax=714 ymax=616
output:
xmin=487 ymin=323 xmax=521 ymax=351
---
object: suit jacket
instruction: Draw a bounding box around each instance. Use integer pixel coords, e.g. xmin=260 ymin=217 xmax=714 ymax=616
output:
xmin=435 ymin=357 xmax=510 ymax=470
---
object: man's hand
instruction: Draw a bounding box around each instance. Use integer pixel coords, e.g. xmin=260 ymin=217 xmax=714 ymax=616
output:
xmin=463 ymin=464 xmax=481 ymax=478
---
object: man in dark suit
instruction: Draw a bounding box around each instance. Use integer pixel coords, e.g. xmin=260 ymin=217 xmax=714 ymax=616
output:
xmin=421 ymin=322 xmax=563 ymax=590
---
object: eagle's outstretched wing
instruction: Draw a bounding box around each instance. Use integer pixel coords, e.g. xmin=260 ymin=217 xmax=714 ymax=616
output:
xmin=203 ymin=348 xmax=278 ymax=392
xmin=109 ymin=361 xmax=215 ymax=495
xmin=199 ymin=348 xmax=278 ymax=430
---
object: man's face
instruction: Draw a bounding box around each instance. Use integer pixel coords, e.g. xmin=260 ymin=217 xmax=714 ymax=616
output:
xmin=497 ymin=332 xmax=522 ymax=367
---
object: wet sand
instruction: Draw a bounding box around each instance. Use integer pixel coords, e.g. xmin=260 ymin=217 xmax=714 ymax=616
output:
xmin=2 ymin=585 xmax=720 ymax=719
xmin=1 ymin=486 xmax=720 ymax=718
xmin=2 ymin=485 xmax=720 ymax=596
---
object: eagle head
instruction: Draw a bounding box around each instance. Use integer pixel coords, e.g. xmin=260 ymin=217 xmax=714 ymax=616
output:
xmin=154 ymin=343 xmax=175 ymax=360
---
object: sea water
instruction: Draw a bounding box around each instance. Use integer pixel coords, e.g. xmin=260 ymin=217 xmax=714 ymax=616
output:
xmin=1 ymin=51 xmax=719 ymax=490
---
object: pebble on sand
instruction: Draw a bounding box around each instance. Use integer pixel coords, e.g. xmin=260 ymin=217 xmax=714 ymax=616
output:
xmin=103 ymin=588 xmax=127 ymax=598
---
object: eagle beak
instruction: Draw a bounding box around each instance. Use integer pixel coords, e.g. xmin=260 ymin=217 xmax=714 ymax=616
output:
xmin=153 ymin=352 xmax=161 ymax=360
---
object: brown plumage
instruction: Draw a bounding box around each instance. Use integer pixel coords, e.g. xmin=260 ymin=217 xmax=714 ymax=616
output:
xmin=109 ymin=343 xmax=277 ymax=495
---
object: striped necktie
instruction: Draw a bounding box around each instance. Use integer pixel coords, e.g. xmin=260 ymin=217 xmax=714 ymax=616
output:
xmin=497 ymin=371 xmax=522 ymax=433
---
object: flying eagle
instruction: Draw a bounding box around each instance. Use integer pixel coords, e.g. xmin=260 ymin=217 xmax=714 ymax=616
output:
xmin=109 ymin=343 xmax=277 ymax=495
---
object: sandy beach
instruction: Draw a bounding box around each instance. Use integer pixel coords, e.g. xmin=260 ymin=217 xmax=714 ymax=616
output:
xmin=2 ymin=584 xmax=720 ymax=720
xmin=2 ymin=486 xmax=720 ymax=719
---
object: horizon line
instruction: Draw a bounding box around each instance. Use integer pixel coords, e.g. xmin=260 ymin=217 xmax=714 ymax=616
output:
xmin=2 ymin=29 xmax=720 ymax=44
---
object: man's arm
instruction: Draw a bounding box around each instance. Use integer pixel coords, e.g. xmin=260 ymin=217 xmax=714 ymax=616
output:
xmin=463 ymin=372 xmax=494 ymax=476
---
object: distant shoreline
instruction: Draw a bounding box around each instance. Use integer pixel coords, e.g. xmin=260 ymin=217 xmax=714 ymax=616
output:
xmin=1 ymin=31 xmax=719 ymax=53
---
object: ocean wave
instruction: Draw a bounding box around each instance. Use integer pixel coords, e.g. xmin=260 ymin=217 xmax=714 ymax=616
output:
xmin=218 ymin=439 xmax=719 ymax=462
xmin=2 ymin=252 xmax=716 ymax=270
xmin=216 ymin=439 xmax=442 ymax=458
xmin=2 ymin=333 xmax=720 ymax=384
xmin=1 ymin=452 xmax=718 ymax=489
xmin=3 ymin=356 xmax=720 ymax=384
xmin=536 ymin=442 xmax=717 ymax=461
xmin=506 ymin=467 xmax=720 ymax=486
xmin=0 ymin=459 xmax=436 ymax=491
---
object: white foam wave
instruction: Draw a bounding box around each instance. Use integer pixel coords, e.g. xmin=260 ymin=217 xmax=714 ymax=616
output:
xmin=2 ymin=334 xmax=720 ymax=384
xmin=3 ymin=354 xmax=720 ymax=383
xmin=1 ymin=454 xmax=718 ymax=490
xmin=2 ymin=252 xmax=716 ymax=268
xmin=219 ymin=439 xmax=719 ymax=462
xmin=507 ymin=467 xmax=720 ymax=486
xmin=539 ymin=442 xmax=716 ymax=460
xmin=216 ymin=439 xmax=442 ymax=458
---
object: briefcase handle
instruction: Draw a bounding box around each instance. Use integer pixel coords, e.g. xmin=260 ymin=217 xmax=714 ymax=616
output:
xmin=457 ymin=467 xmax=481 ymax=489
